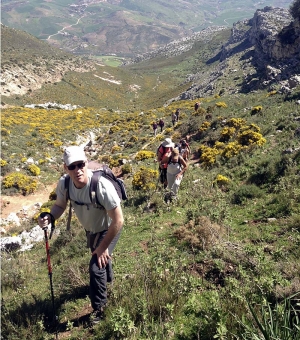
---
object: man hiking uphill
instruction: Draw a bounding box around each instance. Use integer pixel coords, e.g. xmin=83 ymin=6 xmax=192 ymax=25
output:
xmin=157 ymin=138 xmax=174 ymax=188
xmin=38 ymin=146 xmax=124 ymax=325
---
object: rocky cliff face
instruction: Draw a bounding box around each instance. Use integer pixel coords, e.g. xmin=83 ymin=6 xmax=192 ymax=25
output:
xmin=0 ymin=24 xmax=95 ymax=101
xmin=1 ymin=57 xmax=95 ymax=98
xmin=248 ymin=6 xmax=300 ymax=61
xmin=168 ymin=6 xmax=300 ymax=102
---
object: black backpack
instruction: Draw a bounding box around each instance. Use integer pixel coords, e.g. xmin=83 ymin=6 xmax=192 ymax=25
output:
xmin=64 ymin=164 xmax=127 ymax=230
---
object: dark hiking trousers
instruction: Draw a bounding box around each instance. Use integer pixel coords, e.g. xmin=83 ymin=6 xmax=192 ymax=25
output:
xmin=89 ymin=229 xmax=122 ymax=311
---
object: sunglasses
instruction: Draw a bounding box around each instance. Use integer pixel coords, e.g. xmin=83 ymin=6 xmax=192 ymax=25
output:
xmin=67 ymin=162 xmax=86 ymax=170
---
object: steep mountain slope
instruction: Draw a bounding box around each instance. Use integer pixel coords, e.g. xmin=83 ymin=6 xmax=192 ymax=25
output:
xmin=2 ymin=6 xmax=300 ymax=110
xmin=1 ymin=5 xmax=300 ymax=340
xmin=0 ymin=24 xmax=229 ymax=110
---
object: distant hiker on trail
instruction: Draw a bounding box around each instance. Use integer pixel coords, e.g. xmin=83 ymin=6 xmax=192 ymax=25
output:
xmin=167 ymin=148 xmax=187 ymax=197
xmin=194 ymin=102 xmax=200 ymax=112
xmin=180 ymin=139 xmax=191 ymax=161
xmin=175 ymin=108 xmax=180 ymax=122
xmin=152 ymin=121 xmax=158 ymax=136
xmin=38 ymin=146 xmax=124 ymax=326
xmin=158 ymin=118 xmax=165 ymax=132
xmin=157 ymin=138 xmax=174 ymax=188
xmin=171 ymin=112 xmax=177 ymax=126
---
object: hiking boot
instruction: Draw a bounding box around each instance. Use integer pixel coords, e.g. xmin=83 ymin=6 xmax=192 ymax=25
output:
xmin=89 ymin=307 xmax=105 ymax=325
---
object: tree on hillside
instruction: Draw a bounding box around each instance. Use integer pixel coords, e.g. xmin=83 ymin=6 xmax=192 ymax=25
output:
xmin=290 ymin=0 xmax=300 ymax=20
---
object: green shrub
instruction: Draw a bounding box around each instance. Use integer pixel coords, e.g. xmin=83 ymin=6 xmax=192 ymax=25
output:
xmin=262 ymin=194 xmax=293 ymax=218
xmin=122 ymin=163 xmax=132 ymax=174
xmin=232 ymin=184 xmax=262 ymax=204
xmin=175 ymin=291 xmax=224 ymax=339
xmin=248 ymin=156 xmax=290 ymax=187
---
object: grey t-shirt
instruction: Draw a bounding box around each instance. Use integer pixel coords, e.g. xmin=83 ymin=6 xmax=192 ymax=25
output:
xmin=56 ymin=170 xmax=120 ymax=233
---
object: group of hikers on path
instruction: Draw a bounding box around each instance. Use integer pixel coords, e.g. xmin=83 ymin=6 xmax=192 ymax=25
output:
xmin=152 ymin=107 xmax=182 ymax=135
xmin=152 ymin=118 xmax=165 ymax=136
xmin=156 ymin=137 xmax=190 ymax=199
xmin=151 ymin=106 xmax=196 ymax=199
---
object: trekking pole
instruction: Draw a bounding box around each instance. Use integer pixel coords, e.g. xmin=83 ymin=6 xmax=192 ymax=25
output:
xmin=40 ymin=212 xmax=58 ymax=339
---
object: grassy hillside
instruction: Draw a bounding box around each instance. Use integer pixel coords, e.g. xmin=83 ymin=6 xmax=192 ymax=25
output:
xmin=1 ymin=12 xmax=300 ymax=339
xmin=1 ymin=86 xmax=300 ymax=339
xmin=1 ymin=25 xmax=230 ymax=111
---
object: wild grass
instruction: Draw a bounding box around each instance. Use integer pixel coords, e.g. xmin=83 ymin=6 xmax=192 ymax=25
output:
xmin=1 ymin=30 xmax=300 ymax=339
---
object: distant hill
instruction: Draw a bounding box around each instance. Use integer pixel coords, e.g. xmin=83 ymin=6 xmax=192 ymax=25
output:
xmin=1 ymin=0 xmax=292 ymax=57
xmin=1 ymin=6 xmax=299 ymax=111
xmin=0 ymin=23 xmax=228 ymax=110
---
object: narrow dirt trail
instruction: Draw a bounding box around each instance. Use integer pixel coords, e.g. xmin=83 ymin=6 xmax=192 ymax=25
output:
xmin=1 ymin=183 xmax=57 ymax=219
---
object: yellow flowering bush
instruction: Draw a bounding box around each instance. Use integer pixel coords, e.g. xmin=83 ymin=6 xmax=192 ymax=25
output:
xmin=26 ymin=141 xmax=36 ymax=147
xmin=38 ymin=159 xmax=46 ymax=165
xmin=198 ymin=145 xmax=219 ymax=167
xmin=33 ymin=207 xmax=51 ymax=222
xmin=192 ymin=107 xmax=206 ymax=116
xmin=155 ymin=134 xmax=165 ymax=141
xmin=135 ymin=150 xmax=156 ymax=161
xmin=226 ymin=118 xmax=246 ymax=129
xmin=1 ymin=159 xmax=8 ymax=167
xmin=1 ymin=128 xmax=10 ymax=136
xmin=216 ymin=102 xmax=227 ymax=108
xmin=28 ymin=164 xmax=41 ymax=176
xmin=109 ymin=158 xmax=120 ymax=168
xmin=247 ymin=123 xmax=261 ymax=132
xmin=251 ymin=106 xmax=262 ymax=114
xmin=111 ymin=145 xmax=122 ymax=154
xmin=109 ymin=125 xmax=121 ymax=134
xmin=199 ymin=121 xmax=211 ymax=134
xmin=220 ymin=126 xmax=236 ymax=141
xmin=214 ymin=141 xmax=225 ymax=150
xmin=3 ymin=172 xmax=38 ymax=195
xmin=132 ymin=167 xmax=159 ymax=190
xmin=220 ymin=141 xmax=242 ymax=158
xmin=126 ymin=122 xmax=139 ymax=131
xmin=237 ymin=129 xmax=266 ymax=146
xmin=49 ymin=140 xmax=63 ymax=147
xmin=171 ymin=131 xmax=181 ymax=141
xmin=164 ymin=128 xmax=173 ymax=134
xmin=100 ymin=155 xmax=112 ymax=164
xmin=213 ymin=174 xmax=230 ymax=187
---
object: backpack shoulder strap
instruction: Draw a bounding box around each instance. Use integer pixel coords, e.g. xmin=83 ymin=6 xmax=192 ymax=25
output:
xmin=64 ymin=174 xmax=73 ymax=231
xmin=89 ymin=170 xmax=104 ymax=209
xmin=64 ymin=174 xmax=71 ymax=201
